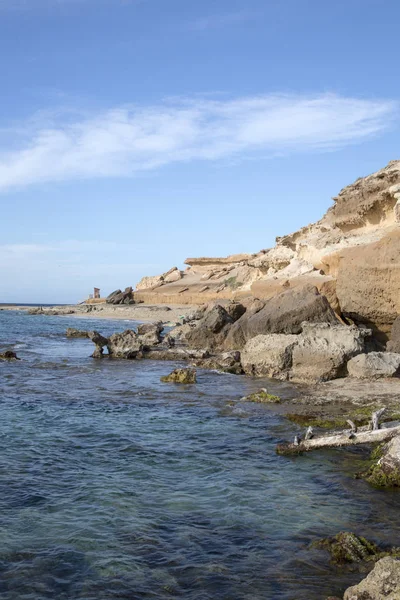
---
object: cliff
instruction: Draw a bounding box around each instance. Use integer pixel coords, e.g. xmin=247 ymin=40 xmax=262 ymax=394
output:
xmin=134 ymin=160 xmax=400 ymax=336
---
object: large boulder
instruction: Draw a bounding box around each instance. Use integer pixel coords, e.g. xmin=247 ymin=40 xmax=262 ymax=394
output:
xmin=240 ymin=334 xmax=298 ymax=378
xmin=290 ymin=323 xmax=368 ymax=382
xmin=343 ymin=556 xmax=400 ymax=599
xmin=387 ymin=316 xmax=400 ymax=353
xmin=107 ymin=330 xmax=142 ymax=359
xmin=185 ymin=305 xmax=233 ymax=350
xmin=224 ymin=285 xmax=339 ymax=350
xmin=347 ymin=352 xmax=400 ymax=379
xmin=240 ymin=323 xmax=368 ymax=382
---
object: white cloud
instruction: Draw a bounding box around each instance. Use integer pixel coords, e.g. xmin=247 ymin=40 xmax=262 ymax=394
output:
xmin=0 ymin=93 xmax=396 ymax=192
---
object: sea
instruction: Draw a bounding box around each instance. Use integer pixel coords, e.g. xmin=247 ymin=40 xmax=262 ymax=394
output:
xmin=0 ymin=308 xmax=399 ymax=600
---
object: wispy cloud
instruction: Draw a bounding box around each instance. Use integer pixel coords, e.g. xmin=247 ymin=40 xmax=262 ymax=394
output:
xmin=0 ymin=93 xmax=396 ymax=192
xmin=188 ymin=10 xmax=254 ymax=31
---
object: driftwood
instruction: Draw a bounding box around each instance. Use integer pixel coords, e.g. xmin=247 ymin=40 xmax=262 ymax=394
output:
xmin=278 ymin=408 xmax=400 ymax=456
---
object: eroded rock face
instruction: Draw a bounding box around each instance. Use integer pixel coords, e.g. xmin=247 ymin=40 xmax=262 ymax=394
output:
xmin=347 ymin=352 xmax=400 ymax=379
xmin=336 ymin=230 xmax=400 ymax=335
xmin=343 ymin=556 xmax=400 ymax=599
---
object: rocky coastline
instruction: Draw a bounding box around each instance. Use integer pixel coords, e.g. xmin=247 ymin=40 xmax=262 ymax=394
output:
xmin=3 ymin=160 xmax=400 ymax=598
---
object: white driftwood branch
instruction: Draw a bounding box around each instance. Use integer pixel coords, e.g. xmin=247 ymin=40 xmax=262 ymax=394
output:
xmin=278 ymin=420 xmax=400 ymax=455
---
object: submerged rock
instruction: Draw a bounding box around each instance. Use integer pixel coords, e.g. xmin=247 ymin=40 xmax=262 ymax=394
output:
xmin=160 ymin=368 xmax=197 ymax=384
xmin=240 ymin=389 xmax=281 ymax=403
xmin=347 ymin=352 xmax=400 ymax=379
xmin=313 ymin=532 xmax=380 ymax=565
xmin=343 ymin=556 xmax=400 ymax=599
xmin=66 ymin=328 xmax=89 ymax=338
xmin=0 ymin=350 xmax=20 ymax=361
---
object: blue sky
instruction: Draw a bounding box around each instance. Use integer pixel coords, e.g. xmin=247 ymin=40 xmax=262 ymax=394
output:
xmin=0 ymin=0 xmax=399 ymax=303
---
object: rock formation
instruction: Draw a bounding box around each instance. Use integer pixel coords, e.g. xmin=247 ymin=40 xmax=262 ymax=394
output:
xmin=133 ymin=160 xmax=400 ymax=340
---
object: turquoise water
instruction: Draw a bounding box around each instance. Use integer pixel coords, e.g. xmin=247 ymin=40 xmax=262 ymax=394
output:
xmin=1 ymin=310 xmax=400 ymax=599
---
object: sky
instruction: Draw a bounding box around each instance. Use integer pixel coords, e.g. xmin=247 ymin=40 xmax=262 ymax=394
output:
xmin=0 ymin=0 xmax=399 ymax=303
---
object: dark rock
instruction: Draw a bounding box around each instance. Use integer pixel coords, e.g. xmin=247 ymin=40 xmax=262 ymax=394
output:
xmin=0 ymin=350 xmax=20 ymax=361
xmin=185 ymin=305 xmax=233 ymax=350
xmin=88 ymin=331 xmax=109 ymax=358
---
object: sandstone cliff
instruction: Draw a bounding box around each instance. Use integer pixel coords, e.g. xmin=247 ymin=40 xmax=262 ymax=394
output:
xmin=134 ymin=160 xmax=400 ymax=337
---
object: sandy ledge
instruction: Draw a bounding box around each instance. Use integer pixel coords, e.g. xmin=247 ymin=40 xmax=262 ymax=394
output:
xmin=0 ymin=304 xmax=197 ymax=324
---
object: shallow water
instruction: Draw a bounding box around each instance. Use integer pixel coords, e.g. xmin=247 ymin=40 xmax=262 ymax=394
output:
xmin=1 ymin=310 xmax=400 ymax=600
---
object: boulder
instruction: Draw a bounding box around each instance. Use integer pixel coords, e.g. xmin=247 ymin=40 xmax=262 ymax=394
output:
xmin=343 ymin=557 xmax=400 ymax=599
xmin=224 ymin=285 xmax=339 ymax=350
xmin=240 ymin=334 xmax=298 ymax=378
xmin=106 ymin=289 xmax=122 ymax=303
xmin=106 ymin=287 xmax=134 ymax=305
xmin=66 ymin=328 xmax=89 ymax=338
xmin=163 ymin=268 xmax=182 ymax=283
xmin=290 ymin=323 xmax=368 ymax=382
xmin=313 ymin=532 xmax=380 ymax=565
xmin=107 ymin=330 xmax=143 ymax=359
xmin=88 ymin=331 xmax=109 ymax=358
xmin=347 ymin=352 xmax=400 ymax=379
xmin=387 ymin=316 xmax=400 ymax=353
xmin=240 ymin=323 xmax=368 ymax=381
xmin=160 ymin=368 xmax=197 ymax=384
